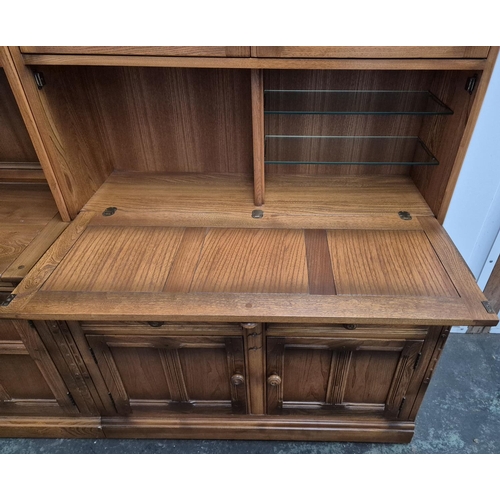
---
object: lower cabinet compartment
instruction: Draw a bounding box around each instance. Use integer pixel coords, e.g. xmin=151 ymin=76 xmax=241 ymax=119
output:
xmin=0 ymin=320 xmax=448 ymax=442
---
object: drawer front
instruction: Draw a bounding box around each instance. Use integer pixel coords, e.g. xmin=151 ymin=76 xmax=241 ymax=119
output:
xmin=20 ymin=46 xmax=251 ymax=57
xmin=254 ymin=46 xmax=490 ymax=59
xmin=79 ymin=322 xmax=248 ymax=416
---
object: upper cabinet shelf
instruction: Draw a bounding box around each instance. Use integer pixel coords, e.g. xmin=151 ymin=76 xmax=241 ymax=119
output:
xmin=264 ymin=90 xmax=454 ymax=116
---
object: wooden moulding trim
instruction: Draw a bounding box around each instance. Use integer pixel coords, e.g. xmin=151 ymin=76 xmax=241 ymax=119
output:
xmin=1 ymin=211 xmax=95 ymax=315
xmin=21 ymin=54 xmax=488 ymax=71
xmin=6 ymin=291 xmax=491 ymax=326
xmin=437 ymin=46 xmax=500 ymax=223
xmin=101 ymin=416 xmax=415 ymax=443
xmin=1 ymin=47 xmax=71 ymax=221
xmin=1 ymin=214 xmax=69 ymax=283
xmin=419 ymin=216 xmax=499 ymax=325
xmin=0 ymin=417 xmax=103 ymax=438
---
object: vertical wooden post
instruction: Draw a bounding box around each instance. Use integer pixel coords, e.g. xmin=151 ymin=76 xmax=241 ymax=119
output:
xmin=251 ymin=69 xmax=265 ymax=206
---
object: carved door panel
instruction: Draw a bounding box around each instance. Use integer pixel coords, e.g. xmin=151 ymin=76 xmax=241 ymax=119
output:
xmin=0 ymin=320 xmax=79 ymax=416
xmin=86 ymin=332 xmax=248 ymax=416
xmin=266 ymin=337 xmax=423 ymax=419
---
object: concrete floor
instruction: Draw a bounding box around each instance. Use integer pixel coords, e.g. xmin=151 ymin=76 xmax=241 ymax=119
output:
xmin=0 ymin=333 xmax=499 ymax=454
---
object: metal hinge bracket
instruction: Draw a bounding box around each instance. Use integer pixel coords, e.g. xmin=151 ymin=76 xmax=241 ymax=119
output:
xmin=89 ymin=347 xmax=98 ymax=365
xmin=397 ymin=397 xmax=406 ymax=417
xmin=414 ymin=352 xmax=422 ymax=370
xmin=33 ymin=71 xmax=46 ymax=90
xmin=482 ymin=301 xmax=495 ymax=314
xmin=67 ymin=392 xmax=77 ymax=406
xmin=465 ymin=74 xmax=478 ymax=95
xmin=1 ymin=294 xmax=16 ymax=307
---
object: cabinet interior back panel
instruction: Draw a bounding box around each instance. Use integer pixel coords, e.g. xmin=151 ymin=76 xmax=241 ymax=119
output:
xmin=38 ymin=66 xmax=253 ymax=174
xmin=0 ymin=69 xmax=38 ymax=162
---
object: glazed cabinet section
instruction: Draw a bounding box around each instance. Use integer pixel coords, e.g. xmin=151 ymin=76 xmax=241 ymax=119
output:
xmin=70 ymin=322 xmax=249 ymax=416
xmin=0 ymin=319 xmax=80 ymax=416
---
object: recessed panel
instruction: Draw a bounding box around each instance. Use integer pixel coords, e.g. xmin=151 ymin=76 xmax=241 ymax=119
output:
xmin=327 ymin=229 xmax=458 ymax=297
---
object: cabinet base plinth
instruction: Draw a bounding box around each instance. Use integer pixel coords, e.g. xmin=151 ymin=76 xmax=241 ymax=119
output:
xmin=0 ymin=417 xmax=103 ymax=438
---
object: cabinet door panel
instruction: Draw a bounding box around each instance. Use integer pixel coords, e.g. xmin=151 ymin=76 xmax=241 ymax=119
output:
xmin=0 ymin=320 xmax=79 ymax=416
xmin=254 ymin=47 xmax=490 ymax=59
xmin=87 ymin=333 xmax=247 ymax=415
xmin=267 ymin=337 xmax=422 ymax=418
xmin=20 ymin=47 xmax=252 ymax=57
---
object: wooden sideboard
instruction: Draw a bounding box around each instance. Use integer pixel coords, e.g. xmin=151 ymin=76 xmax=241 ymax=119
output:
xmin=0 ymin=46 xmax=498 ymax=442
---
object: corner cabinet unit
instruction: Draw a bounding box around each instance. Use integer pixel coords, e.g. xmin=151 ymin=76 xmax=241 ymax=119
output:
xmin=0 ymin=46 xmax=498 ymax=442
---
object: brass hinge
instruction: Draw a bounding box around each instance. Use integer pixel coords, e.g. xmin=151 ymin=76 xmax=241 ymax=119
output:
xmin=89 ymin=347 xmax=98 ymax=365
xmin=465 ymin=74 xmax=478 ymax=95
xmin=33 ymin=71 xmax=46 ymax=90
xmin=67 ymin=392 xmax=77 ymax=406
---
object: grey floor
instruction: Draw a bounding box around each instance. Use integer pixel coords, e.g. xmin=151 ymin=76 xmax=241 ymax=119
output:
xmin=1 ymin=333 xmax=499 ymax=454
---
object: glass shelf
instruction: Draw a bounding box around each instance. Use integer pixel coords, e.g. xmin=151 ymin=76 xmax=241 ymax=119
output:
xmin=264 ymin=90 xmax=453 ymax=115
xmin=264 ymin=136 xmax=439 ymax=166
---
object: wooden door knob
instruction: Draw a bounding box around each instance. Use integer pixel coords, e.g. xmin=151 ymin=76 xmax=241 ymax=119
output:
xmin=231 ymin=374 xmax=245 ymax=386
xmin=267 ymin=374 xmax=282 ymax=386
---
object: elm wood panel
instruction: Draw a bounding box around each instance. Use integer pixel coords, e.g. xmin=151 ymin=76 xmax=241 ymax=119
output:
xmin=11 ymin=291 xmax=482 ymax=325
xmin=80 ymin=321 xmax=244 ymax=336
xmin=254 ymin=47 xmax=490 ymax=59
xmin=483 ymin=255 xmax=500 ymax=314
xmin=2 ymin=48 xmax=70 ymax=220
xmin=327 ymin=229 xmax=458 ymax=297
xmin=189 ymin=228 xmax=309 ymax=294
xmin=2 ymin=211 xmax=95 ymax=315
xmin=20 ymin=47 xmax=251 ymax=57
xmin=0 ymin=184 xmax=58 ymax=223
xmin=0 ymin=69 xmax=38 ymax=162
xmin=0 ymin=416 xmax=103 ymax=438
xmin=82 ymin=172 xmax=433 ymax=218
xmin=1 ymin=215 xmax=69 ymax=283
xmin=87 ymin=334 xmax=247 ymax=416
xmin=304 ymin=229 xmax=336 ymax=295
xmin=101 ymin=415 xmax=414 ymax=442
xmin=32 ymin=66 xmax=252 ymax=176
xmin=266 ymin=324 xmax=427 ymax=339
xmin=162 ymin=228 xmax=207 ymax=293
xmin=0 ymin=319 xmax=21 ymax=341
xmin=0 ymin=162 xmax=45 ymax=183
xmin=266 ymin=337 xmax=423 ymax=416
xmin=42 ymin=226 xmax=185 ymax=293
xmin=418 ymin=216 xmax=499 ymax=325
xmin=0 ymin=227 xmax=43 ymax=277
xmin=21 ymin=54 xmax=489 ymax=71
xmin=251 ymin=69 xmax=265 ymax=205
xmin=5 ymin=47 xmax=108 ymax=220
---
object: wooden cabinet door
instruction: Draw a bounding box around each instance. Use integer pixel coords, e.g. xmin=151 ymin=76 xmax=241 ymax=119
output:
xmin=253 ymin=47 xmax=490 ymax=59
xmin=19 ymin=47 xmax=251 ymax=57
xmin=0 ymin=320 xmax=79 ymax=416
xmin=85 ymin=330 xmax=248 ymax=416
xmin=267 ymin=336 xmax=423 ymax=419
